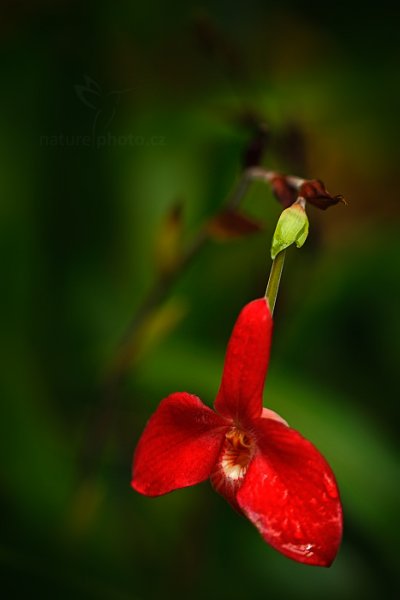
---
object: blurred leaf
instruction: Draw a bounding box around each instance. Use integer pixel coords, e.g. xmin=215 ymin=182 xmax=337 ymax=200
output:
xmin=134 ymin=298 xmax=188 ymax=363
xmin=112 ymin=298 xmax=188 ymax=375
xmin=154 ymin=201 xmax=184 ymax=274
xmin=207 ymin=209 xmax=264 ymax=241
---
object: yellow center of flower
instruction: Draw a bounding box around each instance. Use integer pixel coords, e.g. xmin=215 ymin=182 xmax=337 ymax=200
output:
xmin=221 ymin=428 xmax=254 ymax=480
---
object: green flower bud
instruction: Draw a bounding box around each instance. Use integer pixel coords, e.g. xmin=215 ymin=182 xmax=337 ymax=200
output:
xmin=271 ymin=198 xmax=309 ymax=259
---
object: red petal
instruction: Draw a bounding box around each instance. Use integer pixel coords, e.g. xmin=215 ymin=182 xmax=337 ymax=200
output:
xmin=237 ymin=419 xmax=343 ymax=566
xmin=261 ymin=406 xmax=288 ymax=426
xmin=214 ymin=299 xmax=273 ymax=424
xmin=132 ymin=392 xmax=229 ymax=496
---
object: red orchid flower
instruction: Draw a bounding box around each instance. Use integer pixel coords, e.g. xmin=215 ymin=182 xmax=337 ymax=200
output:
xmin=131 ymin=299 xmax=343 ymax=566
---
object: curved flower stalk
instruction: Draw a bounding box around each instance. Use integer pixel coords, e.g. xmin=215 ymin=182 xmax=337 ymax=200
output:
xmin=132 ymin=299 xmax=343 ymax=566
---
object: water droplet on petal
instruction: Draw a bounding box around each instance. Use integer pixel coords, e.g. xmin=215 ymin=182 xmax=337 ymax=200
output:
xmin=323 ymin=472 xmax=338 ymax=499
xmin=305 ymin=543 xmax=313 ymax=551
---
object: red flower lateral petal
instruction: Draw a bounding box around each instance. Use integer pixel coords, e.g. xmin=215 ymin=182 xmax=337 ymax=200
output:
xmin=237 ymin=418 xmax=343 ymax=566
xmin=132 ymin=393 xmax=228 ymax=496
xmin=214 ymin=299 xmax=272 ymax=424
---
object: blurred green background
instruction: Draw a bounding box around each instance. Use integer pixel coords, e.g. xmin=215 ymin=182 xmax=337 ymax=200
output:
xmin=1 ymin=1 xmax=399 ymax=598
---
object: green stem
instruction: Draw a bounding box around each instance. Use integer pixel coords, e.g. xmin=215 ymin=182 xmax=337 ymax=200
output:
xmin=265 ymin=250 xmax=286 ymax=314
